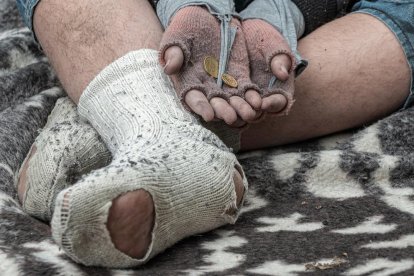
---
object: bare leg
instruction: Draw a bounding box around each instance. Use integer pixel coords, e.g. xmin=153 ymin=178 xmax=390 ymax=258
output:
xmin=18 ymin=0 xmax=244 ymax=260
xmin=241 ymin=13 xmax=411 ymax=150
xmin=33 ymin=0 xmax=163 ymax=103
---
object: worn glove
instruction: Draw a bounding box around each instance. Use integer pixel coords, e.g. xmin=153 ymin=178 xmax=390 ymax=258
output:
xmin=241 ymin=0 xmax=307 ymax=114
xmin=157 ymin=1 xmax=258 ymax=110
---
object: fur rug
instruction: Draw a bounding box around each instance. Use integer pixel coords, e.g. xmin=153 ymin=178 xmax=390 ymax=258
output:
xmin=1 ymin=1 xmax=414 ymax=275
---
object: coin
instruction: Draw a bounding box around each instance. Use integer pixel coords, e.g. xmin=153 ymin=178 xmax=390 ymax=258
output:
xmin=203 ymin=56 xmax=219 ymax=78
xmin=221 ymin=73 xmax=238 ymax=88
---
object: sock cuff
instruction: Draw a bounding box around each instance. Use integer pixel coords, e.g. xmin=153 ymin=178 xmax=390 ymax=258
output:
xmin=78 ymin=49 xmax=161 ymax=116
xmin=76 ymin=49 xmax=194 ymax=152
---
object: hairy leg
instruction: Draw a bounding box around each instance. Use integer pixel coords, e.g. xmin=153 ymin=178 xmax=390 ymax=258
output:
xmin=33 ymin=0 xmax=162 ymax=103
xmin=241 ymin=13 xmax=411 ymax=150
xmin=19 ymin=0 xmax=244 ymax=261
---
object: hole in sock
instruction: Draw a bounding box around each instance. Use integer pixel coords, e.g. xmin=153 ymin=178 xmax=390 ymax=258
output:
xmin=225 ymin=164 xmax=245 ymax=218
xmin=18 ymin=145 xmax=37 ymax=204
xmin=107 ymin=189 xmax=155 ymax=259
xmin=234 ymin=163 xmax=244 ymax=180
xmin=233 ymin=170 xmax=245 ymax=208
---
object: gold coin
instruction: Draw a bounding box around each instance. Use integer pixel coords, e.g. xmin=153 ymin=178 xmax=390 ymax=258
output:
xmin=203 ymin=56 xmax=219 ymax=78
xmin=222 ymin=73 xmax=238 ymax=88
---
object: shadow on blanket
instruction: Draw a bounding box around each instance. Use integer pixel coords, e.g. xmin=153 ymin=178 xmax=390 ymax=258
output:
xmin=1 ymin=1 xmax=414 ymax=275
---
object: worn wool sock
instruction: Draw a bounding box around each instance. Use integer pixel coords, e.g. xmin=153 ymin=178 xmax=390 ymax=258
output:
xmin=51 ymin=49 xmax=247 ymax=268
xmin=20 ymin=97 xmax=111 ymax=222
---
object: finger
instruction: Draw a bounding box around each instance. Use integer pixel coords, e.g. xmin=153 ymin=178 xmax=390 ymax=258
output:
xmin=270 ymin=54 xmax=292 ymax=82
xmin=229 ymin=96 xmax=257 ymax=122
xmin=244 ymin=89 xmax=262 ymax=110
xmin=163 ymin=46 xmax=185 ymax=75
xmin=185 ymin=90 xmax=215 ymax=122
xmin=252 ymin=110 xmax=264 ymax=122
xmin=231 ymin=117 xmax=247 ymax=128
xmin=262 ymin=94 xmax=287 ymax=113
xmin=210 ymin=97 xmax=238 ymax=125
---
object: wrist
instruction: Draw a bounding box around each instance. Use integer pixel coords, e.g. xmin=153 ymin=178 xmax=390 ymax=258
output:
xmin=156 ymin=0 xmax=235 ymax=28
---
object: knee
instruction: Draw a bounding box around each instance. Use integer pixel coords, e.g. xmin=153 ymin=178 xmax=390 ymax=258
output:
xmin=107 ymin=189 xmax=155 ymax=259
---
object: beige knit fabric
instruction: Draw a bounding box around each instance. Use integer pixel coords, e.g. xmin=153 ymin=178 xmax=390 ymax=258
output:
xmin=20 ymin=97 xmax=111 ymax=222
xmin=51 ymin=49 xmax=248 ymax=267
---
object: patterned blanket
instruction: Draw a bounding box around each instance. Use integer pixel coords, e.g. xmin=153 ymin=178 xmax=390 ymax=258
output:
xmin=1 ymin=1 xmax=414 ymax=275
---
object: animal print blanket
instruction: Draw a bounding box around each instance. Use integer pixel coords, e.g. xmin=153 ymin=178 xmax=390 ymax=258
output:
xmin=1 ymin=1 xmax=414 ymax=275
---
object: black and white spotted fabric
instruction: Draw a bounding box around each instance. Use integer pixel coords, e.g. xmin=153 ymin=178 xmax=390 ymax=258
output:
xmin=1 ymin=1 xmax=414 ymax=275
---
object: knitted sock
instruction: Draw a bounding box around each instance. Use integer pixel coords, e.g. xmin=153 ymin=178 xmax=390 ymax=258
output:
xmin=19 ymin=97 xmax=111 ymax=222
xmin=51 ymin=49 xmax=247 ymax=267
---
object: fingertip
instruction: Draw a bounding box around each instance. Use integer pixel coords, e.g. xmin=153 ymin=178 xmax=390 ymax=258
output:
xmin=201 ymin=107 xmax=215 ymax=122
xmin=163 ymin=46 xmax=185 ymax=75
xmin=229 ymin=96 xmax=257 ymax=122
xmin=245 ymin=90 xmax=262 ymax=110
xmin=261 ymin=98 xmax=271 ymax=111
xmin=280 ymin=66 xmax=289 ymax=76
xmin=240 ymin=104 xmax=256 ymax=121
xmin=210 ymin=97 xmax=238 ymax=125
xmin=231 ymin=118 xmax=247 ymax=128
xmin=261 ymin=94 xmax=287 ymax=113
xmin=185 ymin=90 xmax=214 ymax=122
xmin=252 ymin=110 xmax=264 ymax=121
xmin=224 ymin=110 xmax=238 ymax=125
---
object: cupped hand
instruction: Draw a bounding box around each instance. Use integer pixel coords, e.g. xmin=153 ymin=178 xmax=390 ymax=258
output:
xmin=159 ymin=6 xmax=262 ymax=127
xmin=242 ymin=18 xmax=297 ymax=115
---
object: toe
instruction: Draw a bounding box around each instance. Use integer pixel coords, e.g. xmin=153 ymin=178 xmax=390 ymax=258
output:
xmin=225 ymin=167 xmax=245 ymax=217
xmin=229 ymin=96 xmax=256 ymax=122
xmin=107 ymin=189 xmax=155 ymax=259
xmin=270 ymin=54 xmax=292 ymax=82
xmin=162 ymin=46 xmax=185 ymax=75
xmin=262 ymin=94 xmax=287 ymax=113
xmin=233 ymin=168 xmax=245 ymax=207
xmin=245 ymin=90 xmax=262 ymax=110
xmin=210 ymin=97 xmax=238 ymax=125
xmin=185 ymin=90 xmax=215 ymax=122
xmin=18 ymin=145 xmax=37 ymax=204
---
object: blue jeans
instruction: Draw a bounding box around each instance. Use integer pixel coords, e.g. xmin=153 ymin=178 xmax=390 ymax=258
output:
xmin=352 ymin=0 xmax=414 ymax=109
xmin=15 ymin=0 xmax=414 ymax=109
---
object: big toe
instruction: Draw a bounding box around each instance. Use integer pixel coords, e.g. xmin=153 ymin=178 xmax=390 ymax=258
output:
xmin=107 ymin=189 xmax=155 ymax=259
